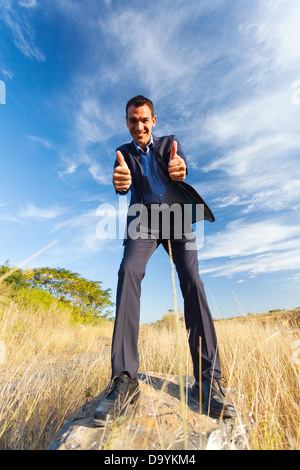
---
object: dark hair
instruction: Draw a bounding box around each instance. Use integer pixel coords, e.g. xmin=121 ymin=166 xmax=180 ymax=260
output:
xmin=126 ymin=95 xmax=154 ymax=117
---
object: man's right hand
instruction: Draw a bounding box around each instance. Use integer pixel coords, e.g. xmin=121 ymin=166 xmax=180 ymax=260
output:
xmin=113 ymin=150 xmax=132 ymax=192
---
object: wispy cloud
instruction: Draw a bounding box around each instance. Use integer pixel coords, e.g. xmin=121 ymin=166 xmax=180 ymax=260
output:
xmin=27 ymin=135 xmax=54 ymax=149
xmin=240 ymin=0 xmax=300 ymax=75
xmin=52 ymin=207 xmax=119 ymax=255
xmin=75 ymin=100 xmax=106 ymax=148
xmin=200 ymin=248 xmax=300 ymax=278
xmin=57 ymin=159 xmax=78 ymax=179
xmin=1 ymin=0 xmax=44 ymax=61
xmin=201 ymin=219 xmax=300 ymax=260
xmin=96 ymin=1 xmax=226 ymax=104
xmin=199 ymin=219 xmax=300 ymax=277
xmin=1 ymin=69 xmax=14 ymax=79
xmin=193 ymin=1 xmax=300 ymax=218
xmin=19 ymin=203 xmax=65 ymax=220
xmin=19 ymin=0 xmax=37 ymax=7
xmin=87 ymin=161 xmax=111 ymax=186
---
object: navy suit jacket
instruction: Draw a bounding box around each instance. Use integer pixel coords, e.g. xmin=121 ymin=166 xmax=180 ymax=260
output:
xmin=115 ymin=134 xmax=215 ymax=242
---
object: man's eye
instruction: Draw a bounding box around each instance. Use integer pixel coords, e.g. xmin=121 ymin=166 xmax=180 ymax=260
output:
xmin=129 ymin=119 xmax=149 ymax=124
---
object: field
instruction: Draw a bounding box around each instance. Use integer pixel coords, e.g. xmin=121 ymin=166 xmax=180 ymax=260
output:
xmin=0 ymin=284 xmax=299 ymax=450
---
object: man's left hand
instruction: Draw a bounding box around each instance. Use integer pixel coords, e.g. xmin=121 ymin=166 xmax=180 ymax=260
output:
xmin=168 ymin=141 xmax=186 ymax=181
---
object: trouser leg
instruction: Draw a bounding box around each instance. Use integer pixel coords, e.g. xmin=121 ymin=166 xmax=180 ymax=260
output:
xmin=162 ymin=236 xmax=221 ymax=380
xmin=111 ymin=237 xmax=158 ymax=379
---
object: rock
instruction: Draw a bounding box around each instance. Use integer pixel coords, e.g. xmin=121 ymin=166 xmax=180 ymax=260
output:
xmin=46 ymin=373 xmax=249 ymax=451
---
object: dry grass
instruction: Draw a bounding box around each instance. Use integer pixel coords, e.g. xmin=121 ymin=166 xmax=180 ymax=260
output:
xmin=0 ymin=285 xmax=299 ymax=450
xmin=0 ymin=285 xmax=113 ymax=449
xmin=215 ymin=317 xmax=300 ymax=450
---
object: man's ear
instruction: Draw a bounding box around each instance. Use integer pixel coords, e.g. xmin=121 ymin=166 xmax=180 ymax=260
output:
xmin=152 ymin=115 xmax=157 ymax=127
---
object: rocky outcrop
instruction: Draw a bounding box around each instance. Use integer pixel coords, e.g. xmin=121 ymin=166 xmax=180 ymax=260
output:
xmin=46 ymin=373 xmax=249 ymax=451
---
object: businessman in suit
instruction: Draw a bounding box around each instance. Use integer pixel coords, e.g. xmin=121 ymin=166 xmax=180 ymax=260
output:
xmin=94 ymin=96 xmax=236 ymax=426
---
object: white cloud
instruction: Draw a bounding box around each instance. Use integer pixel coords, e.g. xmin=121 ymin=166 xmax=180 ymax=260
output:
xmin=200 ymin=248 xmax=300 ymax=278
xmin=27 ymin=135 xmax=54 ymax=149
xmin=202 ymin=93 xmax=298 ymax=152
xmin=200 ymin=219 xmax=300 ymax=261
xmin=57 ymin=159 xmax=78 ymax=179
xmin=88 ymin=161 xmax=111 ymax=186
xmin=196 ymin=2 xmax=300 ymax=216
xmin=75 ymin=100 xmax=104 ymax=147
xmin=19 ymin=0 xmax=37 ymax=7
xmin=59 ymin=75 xmax=126 ymax=182
xmin=19 ymin=203 xmax=65 ymax=220
xmin=1 ymin=69 xmax=14 ymax=79
xmin=1 ymin=0 xmax=44 ymax=61
xmin=199 ymin=219 xmax=300 ymax=277
xmin=97 ymin=2 xmax=225 ymax=104
xmin=52 ymin=208 xmax=118 ymax=255
xmin=240 ymin=0 xmax=300 ymax=75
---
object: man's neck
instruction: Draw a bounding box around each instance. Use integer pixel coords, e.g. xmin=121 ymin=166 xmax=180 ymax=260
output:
xmin=133 ymin=134 xmax=153 ymax=154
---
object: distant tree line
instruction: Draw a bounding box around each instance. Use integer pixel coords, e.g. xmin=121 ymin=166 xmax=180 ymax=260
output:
xmin=0 ymin=263 xmax=113 ymax=323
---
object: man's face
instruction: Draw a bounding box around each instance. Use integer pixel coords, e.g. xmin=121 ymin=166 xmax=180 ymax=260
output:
xmin=126 ymin=104 xmax=157 ymax=151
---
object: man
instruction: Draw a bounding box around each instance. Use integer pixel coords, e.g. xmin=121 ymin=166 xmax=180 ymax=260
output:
xmin=94 ymin=96 xmax=236 ymax=426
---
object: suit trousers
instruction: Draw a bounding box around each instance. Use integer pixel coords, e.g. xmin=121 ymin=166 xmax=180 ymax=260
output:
xmin=111 ymin=233 xmax=221 ymax=381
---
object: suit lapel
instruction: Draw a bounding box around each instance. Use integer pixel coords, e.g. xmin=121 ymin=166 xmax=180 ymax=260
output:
xmin=152 ymin=135 xmax=169 ymax=175
xmin=128 ymin=141 xmax=143 ymax=176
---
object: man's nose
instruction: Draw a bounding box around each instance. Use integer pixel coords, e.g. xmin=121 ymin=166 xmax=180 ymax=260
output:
xmin=136 ymin=121 xmax=143 ymax=131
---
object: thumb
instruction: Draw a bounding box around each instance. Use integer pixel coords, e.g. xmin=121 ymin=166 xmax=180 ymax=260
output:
xmin=116 ymin=150 xmax=128 ymax=169
xmin=170 ymin=141 xmax=178 ymax=160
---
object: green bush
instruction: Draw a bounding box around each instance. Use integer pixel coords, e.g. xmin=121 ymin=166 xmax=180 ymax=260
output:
xmin=0 ymin=264 xmax=114 ymax=325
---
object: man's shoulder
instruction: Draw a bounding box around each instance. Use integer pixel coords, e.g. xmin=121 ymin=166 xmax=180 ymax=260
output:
xmin=116 ymin=141 xmax=134 ymax=153
xmin=152 ymin=134 xmax=176 ymax=154
xmin=153 ymin=134 xmax=175 ymax=144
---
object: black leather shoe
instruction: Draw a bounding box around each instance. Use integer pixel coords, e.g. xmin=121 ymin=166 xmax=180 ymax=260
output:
xmin=191 ymin=377 xmax=237 ymax=419
xmin=93 ymin=373 xmax=140 ymax=427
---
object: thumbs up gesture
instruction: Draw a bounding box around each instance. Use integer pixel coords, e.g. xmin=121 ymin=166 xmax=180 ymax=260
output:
xmin=168 ymin=141 xmax=186 ymax=181
xmin=113 ymin=150 xmax=132 ymax=192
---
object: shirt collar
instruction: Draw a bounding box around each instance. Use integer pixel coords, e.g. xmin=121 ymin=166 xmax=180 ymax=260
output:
xmin=133 ymin=134 xmax=154 ymax=155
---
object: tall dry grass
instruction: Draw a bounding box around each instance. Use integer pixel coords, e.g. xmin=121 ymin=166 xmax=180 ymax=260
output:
xmin=0 ymin=285 xmax=113 ymax=449
xmin=0 ymin=285 xmax=299 ymax=450
xmin=215 ymin=318 xmax=300 ymax=450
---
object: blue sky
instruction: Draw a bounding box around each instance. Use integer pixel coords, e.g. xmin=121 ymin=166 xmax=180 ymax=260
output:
xmin=1 ymin=0 xmax=300 ymax=323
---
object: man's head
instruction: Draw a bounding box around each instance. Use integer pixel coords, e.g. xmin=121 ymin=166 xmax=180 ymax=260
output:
xmin=126 ymin=95 xmax=157 ymax=151
xmin=126 ymin=95 xmax=154 ymax=117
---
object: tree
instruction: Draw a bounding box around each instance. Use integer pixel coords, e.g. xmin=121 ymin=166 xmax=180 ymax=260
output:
xmin=24 ymin=267 xmax=113 ymax=322
xmin=0 ymin=262 xmax=27 ymax=290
